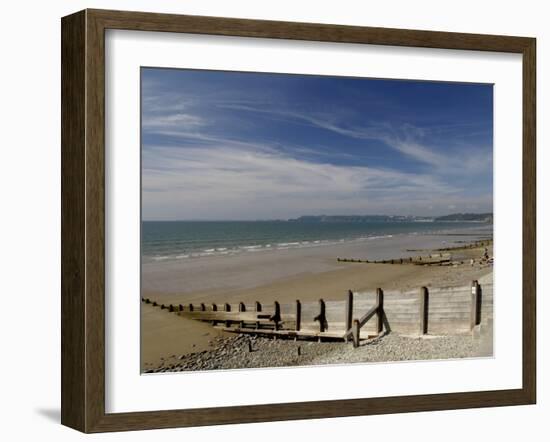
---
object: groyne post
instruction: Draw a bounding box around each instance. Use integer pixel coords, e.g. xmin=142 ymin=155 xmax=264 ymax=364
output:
xmin=470 ymin=280 xmax=482 ymax=329
xmin=239 ymin=302 xmax=246 ymax=328
xmin=295 ymin=299 xmax=302 ymax=332
xmin=345 ymin=290 xmax=353 ymax=341
xmin=255 ymin=301 xmax=262 ymax=329
xmin=315 ymin=299 xmax=327 ymax=332
xmin=224 ymin=303 xmax=231 ymax=328
xmin=419 ymin=286 xmax=429 ymax=335
xmin=352 ymin=319 xmax=360 ymax=348
xmin=376 ymin=288 xmax=384 ymax=334
xmin=211 ymin=303 xmax=217 ymax=325
xmin=272 ymin=301 xmax=281 ymax=331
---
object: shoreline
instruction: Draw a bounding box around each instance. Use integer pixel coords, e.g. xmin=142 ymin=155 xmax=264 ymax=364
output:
xmin=143 ymin=223 xmax=492 ymax=264
xmin=142 ymin=226 xmax=492 ymax=296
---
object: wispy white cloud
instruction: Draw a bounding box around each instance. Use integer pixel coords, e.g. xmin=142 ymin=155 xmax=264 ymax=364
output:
xmin=143 ymin=113 xmax=205 ymax=130
xmin=142 ymin=143 xmax=469 ymax=220
xmin=216 ymin=103 xmax=488 ymax=172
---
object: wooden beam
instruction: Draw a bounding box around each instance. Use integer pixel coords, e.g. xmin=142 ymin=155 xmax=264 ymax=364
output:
xmin=179 ymin=311 xmax=277 ymax=322
xmin=220 ymin=327 xmax=346 ymax=340
xmin=343 ymin=303 xmax=377 ymax=339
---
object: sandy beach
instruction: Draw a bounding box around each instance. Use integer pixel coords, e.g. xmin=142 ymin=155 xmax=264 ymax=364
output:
xmin=142 ymin=226 xmax=491 ymax=298
xmin=141 ymin=226 xmax=493 ymax=371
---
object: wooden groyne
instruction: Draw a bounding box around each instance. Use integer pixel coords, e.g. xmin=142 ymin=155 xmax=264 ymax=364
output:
xmin=337 ymin=239 xmax=493 ymax=266
xmin=142 ymin=279 xmax=492 ymax=346
xmin=434 ymin=239 xmax=492 ymax=251
xmin=337 ymin=253 xmax=451 ymax=265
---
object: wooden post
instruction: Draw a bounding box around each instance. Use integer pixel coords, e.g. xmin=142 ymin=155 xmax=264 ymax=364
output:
xmin=471 ymin=280 xmax=482 ymax=329
xmin=295 ymin=299 xmax=302 ymax=331
xmin=272 ymin=301 xmax=281 ymax=331
xmin=179 ymin=304 xmax=183 ymax=312
xmin=476 ymin=280 xmax=482 ymax=326
xmin=315 ymin=299 xmax=326 ymax=332
xmin=169 ymin=304 xmax=174 ymax=312
xmin=211 ymin=303 xmax=217 ymax=325
xmin=345 ymin=290 xmax=353 ymax=341
xmin=255 ymin=301 xmax=261 ymax=329
xmin=470 ymin=280 xmax=477 ymax=329
xmin=352 ymin=319 xmax=360 ymax=348
xmin=239 ymin=302 xmax=246 ymax=328
xmin=419 ymin=286 xmax=429 ymax=335
xmin=224 ymin=303 xmax=231 ymax=328
xmin=200 ymin=303 xmax=206 ymax=311
xmin=376 ymin=288 xmax=384 ymax=334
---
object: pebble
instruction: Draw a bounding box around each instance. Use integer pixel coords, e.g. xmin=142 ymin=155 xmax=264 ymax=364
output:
xmin=145 ymin=332 xmax=482 ymax=373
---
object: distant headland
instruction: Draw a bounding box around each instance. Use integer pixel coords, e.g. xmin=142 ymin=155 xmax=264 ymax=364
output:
xmin=288 ymin=213 xmax=493 ymax=223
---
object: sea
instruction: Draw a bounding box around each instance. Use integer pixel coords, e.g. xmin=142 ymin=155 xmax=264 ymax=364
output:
xmin=142 ymin=220 xmax=492 ymax=263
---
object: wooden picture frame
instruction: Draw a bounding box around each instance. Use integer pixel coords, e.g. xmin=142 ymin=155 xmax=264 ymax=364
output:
xmin=61 ymin=9 xmax=536 ymax=433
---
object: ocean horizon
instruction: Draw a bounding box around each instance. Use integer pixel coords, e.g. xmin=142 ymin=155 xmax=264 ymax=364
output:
xmin=141 ymin=220 xmax=491 ymax=262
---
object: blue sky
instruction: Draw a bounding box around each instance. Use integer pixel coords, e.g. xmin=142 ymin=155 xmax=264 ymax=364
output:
xmin=141 ymin=68 xmax=493 ymax=221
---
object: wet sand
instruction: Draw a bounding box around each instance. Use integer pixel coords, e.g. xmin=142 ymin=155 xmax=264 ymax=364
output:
xmin=142 ymin=227 xmax=492 ymax=297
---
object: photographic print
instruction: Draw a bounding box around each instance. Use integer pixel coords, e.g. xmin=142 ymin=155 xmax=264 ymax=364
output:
xmin=140 ymin=68 xmax=494 ymax=374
